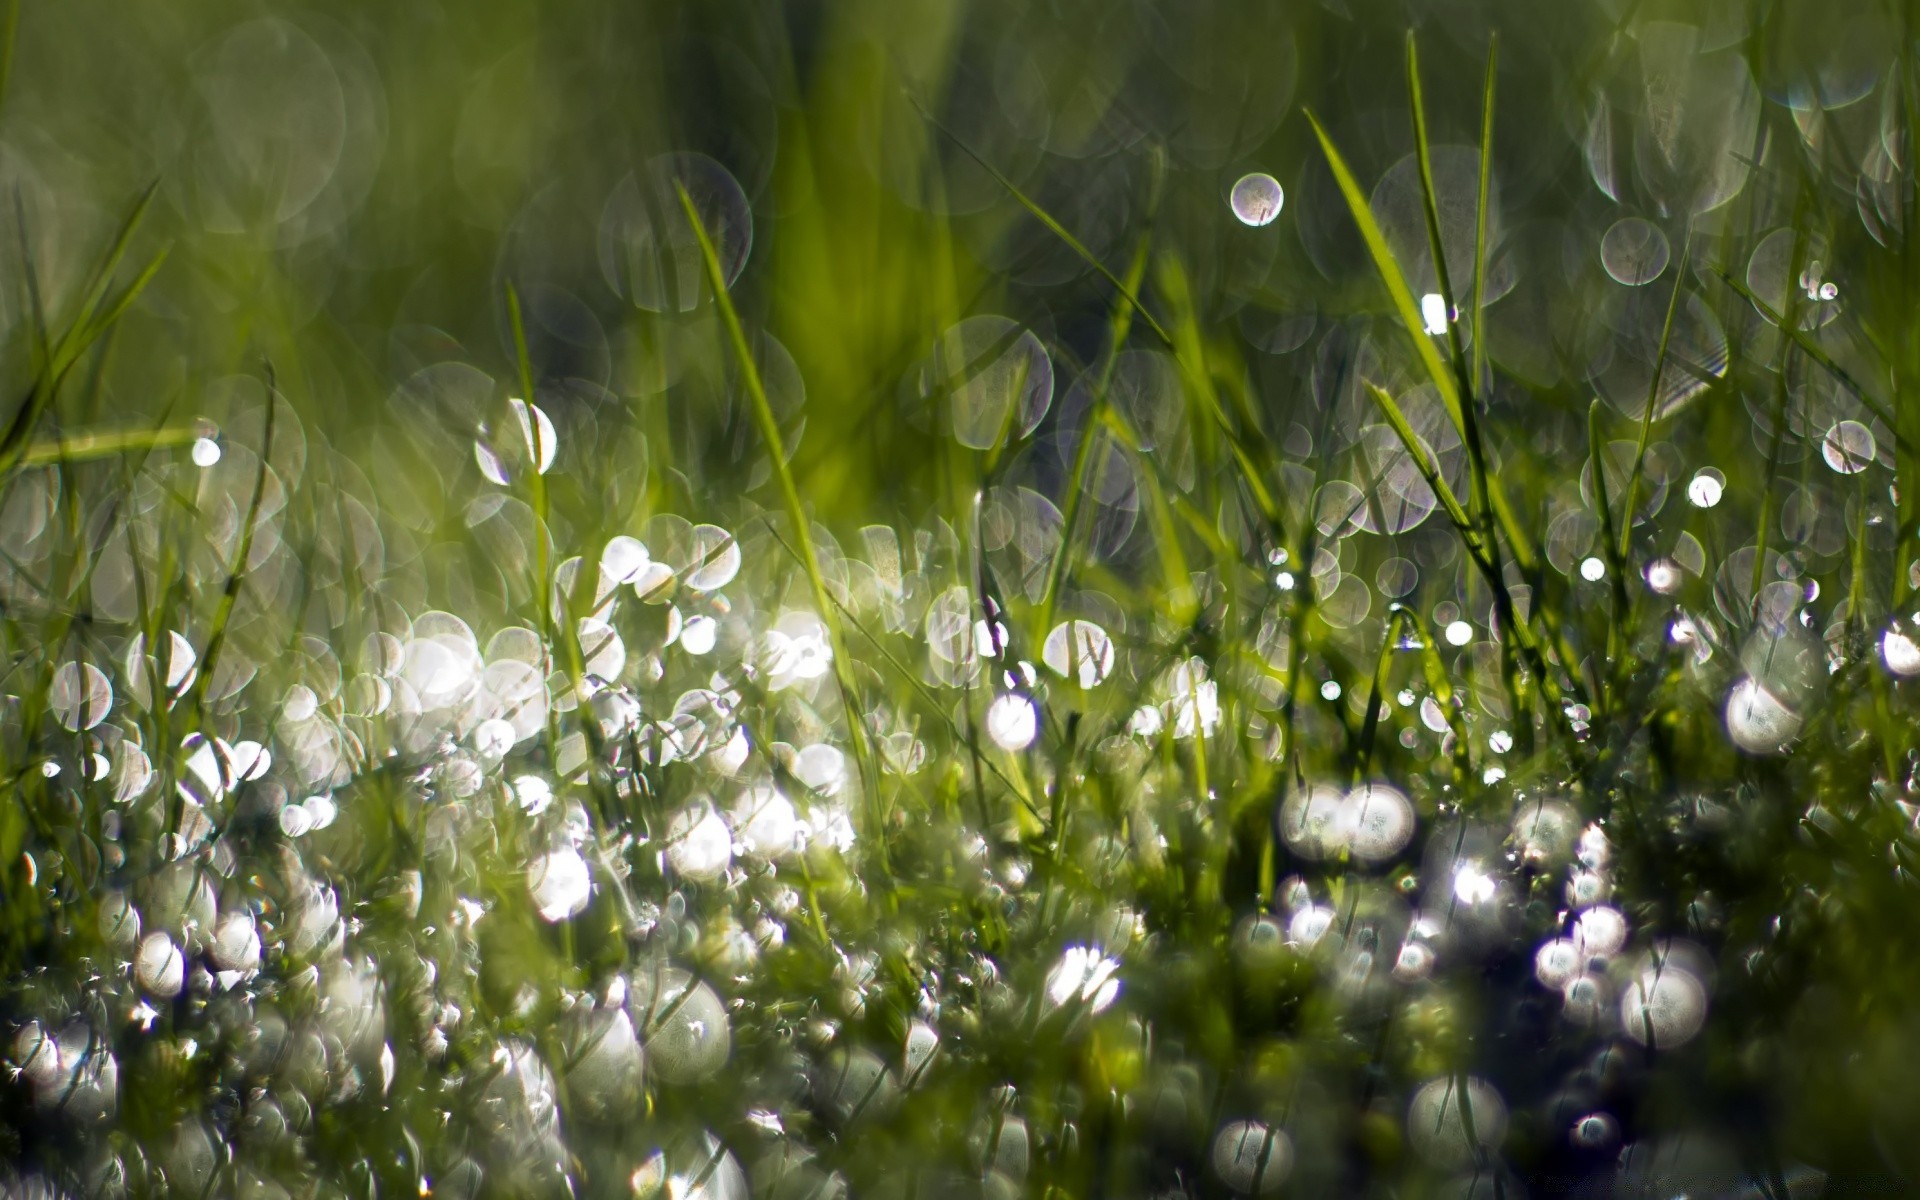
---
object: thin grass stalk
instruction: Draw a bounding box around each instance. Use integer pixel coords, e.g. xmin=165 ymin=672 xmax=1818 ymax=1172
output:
xmin=675 ymin=180 xmax=880 ymax=836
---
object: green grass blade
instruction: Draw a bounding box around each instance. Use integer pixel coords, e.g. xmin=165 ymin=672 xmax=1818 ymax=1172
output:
xmin=1406 ymin=33 xmax=1472 ymax=397
xmin=1154 ymin=253 xmax=1283 ymax=531
xmin=1364 ymin=381 xmax=1474 ymax=538
xmin=19 ymin=425 xmax=199 ymax=467
xmin=182 ymin=366 xmax=277 ymax=842
xmin=0 ymin=182 xmax=166 ymax=478
xmin=1616 ymin=225 xmax=1692 ymax=560
xmin=1469 ymin=33 xmax=1498 ymax=410
xmin=1035 ymin=232 xmax=1155 ymax=641
xmin=503 ymin=281 xmax=569 ymax=701
xmin=1304 ymin=109 xmax=1467 ymax=441
xmin=675 ymin=180 xmax=878 ymax=821
xmin=53 ymin=179 xmax=161 ymax=369
xmin=909 ymin=91 xmax=1174 ymax=349
xmin=1713 ymin=267 xmax=1910 ymax=455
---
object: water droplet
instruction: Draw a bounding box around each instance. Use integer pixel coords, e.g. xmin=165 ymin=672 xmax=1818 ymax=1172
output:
xmin=684 ymin=525 xmax=740 ymax=591
xmin=1044 ymin=945 xmax=1120 ymax=1012
xmin=1229 ymin=173 xmax=1285 ymax=227
xmin=474 ymin=398 xmax=557 ymax=486
xmin=1211 ymin=1119 xmax=1292 ymax=1194
xmin=1620 ymin=963 xmax=1708 ymax=1048
xmin=923 ymin=316 xmax=1054 ymax=450
xmin=629 ymin=965 xmax=730 ymax=1083
xmin=1688 ymin=469 xmax=1725 ymax=508
xmin=1725 ymin=675 xmax=1802 ymax=755
xmin=1600 ymin=217 xmax=1671 ymax=285
xmin=985 ymin=693 xmax=1038 ymax=751
xmin=731 ymin=785 xmax=798 ymax=858
xmin=1406 ymin=1076 xmax=1507 ymax=1169
xmin=1042 ymin=620 xmax=1115 ymax=688
xmin=598 ymin=152 xmax=753 ymax=313
xmin=529 ymin=847 xmax=591 ymax=922
xmin=50 ymin=661 xmax=112 ymax=731
xmin=1822 ymin=420 xmax=1875 ymax=474
xmin=135 ymin=932 xmax=185 ymax=998
xmin=190 ymin=437 xmax=222 ymax=467
xmin=666 ymin=798 xmax=733 ymax=880
xmin=1881 ymin=625 xmax=1920 ymax=676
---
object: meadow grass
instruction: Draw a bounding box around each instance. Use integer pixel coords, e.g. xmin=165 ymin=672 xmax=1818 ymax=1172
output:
xmin=2 ymin=3 xmax=1919 ymax=1198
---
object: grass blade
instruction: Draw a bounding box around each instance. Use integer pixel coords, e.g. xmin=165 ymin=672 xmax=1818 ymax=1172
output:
xmin=675 ymin=180 xmax=879 ymax=824
xmin=1406 ymin=33 xmax=1472 ymax=405
xmin=1712 ymin=267 xmax=1910 ymax=455
xmin=1364 ymin=382 xmax=1474 ymax=537
xmin=1616 ymin=225 xmax=1693 ymax=560
xmin=1469 ymin=33 xmax=1498 ymax=416
xmin=1035 ymin=232 xmax=1155 ymax=640
xmin=908 ymin=91 xmax=1173 ymax=349
xmin=19 ymin=425 xmax=200 ymax=467
xmin=1304 ymin=108 xmax=1467 ymax=440
xmin=0 ymin=181 xmax=166 ymax=479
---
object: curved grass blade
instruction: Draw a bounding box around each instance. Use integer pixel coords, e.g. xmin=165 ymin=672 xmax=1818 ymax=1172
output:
xmin=0 ymin=180 xmax=167 ymax=478
xmin=1304 ymin=109 xmax=1466 ymax=440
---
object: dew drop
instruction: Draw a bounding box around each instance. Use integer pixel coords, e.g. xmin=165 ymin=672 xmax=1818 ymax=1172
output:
xmin=1229 ymin=173 xmax=1285 ymax=227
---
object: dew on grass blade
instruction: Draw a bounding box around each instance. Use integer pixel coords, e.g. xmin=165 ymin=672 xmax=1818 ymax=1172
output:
xmin=1210 ymin=1119 xmax=1292 ymax=1194
xmin=1230 ymin=173 xmax=1285 ymax=226
xmin=903 ymin=1020 xmax=939 ymax=1083
xmin=49 ymin=662 xmax=111 ymax=731
xmin=922 ymin=316 xmax=1054 ymax=450
xmin=1747 ymin=229 xmax=1843 ymax=330
xmin=1881 ymin=622 xmax=1920 ymax=676
xmin=561 ymin=1005 xmax=644 ymax=1119
xmin=1042 ymin=620 xmax=1115 ymax=688
xmin=629 ymin=965 xmax=730 ymax=1084
xmin=1044 ymin=946 xmax=1120 ymax=1012
xmin=191 ymin=437 xmax=222 ymax=467
xmin=601 ymin=535 xmax=651 ymax=586
xmin=731 ymin=784 xmax=799 ymax=858
xmin=599 ymin=152 xmax=752 ymax=313
xmin=666 ymin=798 xmax=733 ymax=880
xmin=1280 ymin=783 xmax=1348 ymax=860
xmin=1407 ymin=1076 xmax=1508 ymax=1169
xmin=1821 ymin=420 xmax=1875 ymax=474
xmin=529 ymin=847 xmax=591 ymax=923
xmin=1347 ymin=783 xmax=1416 ymax=862
xmin=1620 ymin=962 xmax=1708 ymax=1048
xmin=985 ymin=693 xmax=1039 ymax=751
xmin=1600 ymin=217 xmax=1671 ymax=285
xmin=474 ymin=398 xmax=557 ymax=485
xmin=685 ymin=525 xmax=741 ymax=592
xmin=1688 ymin=468 xmax=1725 ymax=507
xmin=135 ymin=932 xmax=185 ymax=998
xmin=1724 ymin=675 xmax=1802 ymax=755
